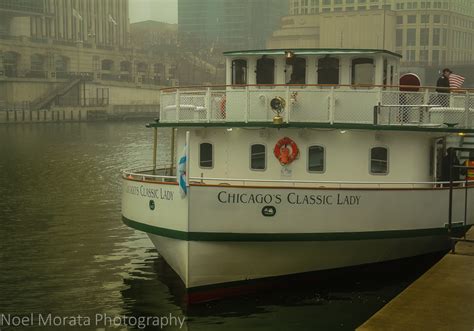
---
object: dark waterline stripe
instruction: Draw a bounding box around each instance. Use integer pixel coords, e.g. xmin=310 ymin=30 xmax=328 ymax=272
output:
xmin=122 ymin=216 xmax=471 ymax=242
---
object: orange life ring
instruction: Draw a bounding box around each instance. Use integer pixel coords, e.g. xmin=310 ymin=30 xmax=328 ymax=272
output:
xmin=274 ymin=137 xmax=299 ymax=165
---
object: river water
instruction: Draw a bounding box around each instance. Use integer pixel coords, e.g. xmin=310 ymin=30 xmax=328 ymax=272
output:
xmin=0 ymin=122 xmax=440 ymax=331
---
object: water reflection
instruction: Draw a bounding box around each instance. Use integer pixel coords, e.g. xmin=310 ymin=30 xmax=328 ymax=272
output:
xmin=120 ymin=247 xmax=442 ymax=331
xmin=0 ymin=122 xmax=439 ymax=331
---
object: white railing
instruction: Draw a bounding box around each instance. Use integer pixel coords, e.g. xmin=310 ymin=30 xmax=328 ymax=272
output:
xmin=159 ymin=85 xmax=474 ymax=129
xmin=122 ymin=169 xmax=473 ymax=189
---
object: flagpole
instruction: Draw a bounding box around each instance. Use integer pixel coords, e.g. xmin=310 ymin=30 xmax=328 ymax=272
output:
xmin=185 ymin=131 xmax=190 ymax=190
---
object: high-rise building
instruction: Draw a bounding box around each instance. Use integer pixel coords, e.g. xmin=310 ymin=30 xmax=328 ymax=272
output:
xmin=178 ymin=0 xmax=289 ymax=51
xmin=271 ymin=0 xmax=474 ymax=66
xmin=0 ymin=0 xmax=130 ymax=47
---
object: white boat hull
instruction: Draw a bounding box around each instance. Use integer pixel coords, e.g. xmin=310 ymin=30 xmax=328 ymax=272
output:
xmin=122 ymin=178 xmax=473 ymax=296
xmin=148 ymin=233 xmax=450 ymax=289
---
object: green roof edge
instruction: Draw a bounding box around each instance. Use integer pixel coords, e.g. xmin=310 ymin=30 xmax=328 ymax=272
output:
xmin=223 ymin=48 xmax=402 ymax=58
xmin=146 ymin=121 xmax=474 ymax=133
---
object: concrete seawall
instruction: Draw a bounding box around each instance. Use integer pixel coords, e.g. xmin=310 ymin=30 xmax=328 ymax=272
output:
xmin=0 ymin=108 xmax=89 ymax=123
xmin=0 ymin=106 xmax=159 ymax=124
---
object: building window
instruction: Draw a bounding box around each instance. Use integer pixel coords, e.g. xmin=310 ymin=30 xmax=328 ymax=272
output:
xmin=31 ymin=54 xmax=45 ymax=72
xmin=396 ymin=29 xmax=403 ymax=47
xmin=232 ymin=59 xmax=247 ymax=85
xmin=407 ymin=15 xmax=416 ymax=24
xmin=433 ymin=28 xmax=440 ymax=46
xmin=3 ymin=51 xmax=19 ymax=77
xmin=420 ymin=28 xmax=429 ymax=46
xmin=286 ymin=57 xmax=306 ymax=84
xmin=421 ymin=15 xmax=430 ymax=24
xmin=101 ymin=59 xmax=114 ymax=71
xmin=432 ymin=50 xmax=440 ymax=63
xmin=317 ymin=57 xmax=339 ymax=85
xmin=55 ymin=55 xmax=69 ymax=76
xmin=308 ymin=146 xmax=325 ymax=173
xmin=120 ymin=61 xmax=132 ymax=72
xmin=407 ymin=28 xmax=416 ymax=46
xmin=406 ymin=50 xmax=416 ymax=61
xmin=137 ymin=62 xmax=148 ymax=72
xmin=256 ymin=57 xmax=275 ymax=84
xmin=420 ymin=50 xmax=429 ymax=62
xmin=250 ymin=144 xmax=266 ymax=171
xmin=433 ymin=15 xmax=441 ymax=23
xmin=351 ymin=58 xmax=374 ymax=85
xmin=370 ymin=147 xmax=388 ymax=175
xmin=199 ymin=143 xmax=213 ymax=168
xmin=396 ymin=16 xmax=403 ymax=24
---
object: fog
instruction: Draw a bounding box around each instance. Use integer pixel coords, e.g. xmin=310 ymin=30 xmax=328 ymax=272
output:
xmin=129 ymin=0 xmax=178 ymax=23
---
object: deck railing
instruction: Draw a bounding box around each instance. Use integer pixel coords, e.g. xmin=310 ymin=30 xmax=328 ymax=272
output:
xmin=159 ymin=84 xmax=474 ymax=129
xmin=122 ymin=169 xmax=473 ymax=189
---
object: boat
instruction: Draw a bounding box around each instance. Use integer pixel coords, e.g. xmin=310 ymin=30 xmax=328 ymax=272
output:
xmin=121 ymin=48 xmax=474 ymax=303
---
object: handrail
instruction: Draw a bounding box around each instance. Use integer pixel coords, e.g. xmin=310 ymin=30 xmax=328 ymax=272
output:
xmin=160 ymin=83 xmax=474 ymax=93
xmin=122 ymin=169 xmax=473 ymax=187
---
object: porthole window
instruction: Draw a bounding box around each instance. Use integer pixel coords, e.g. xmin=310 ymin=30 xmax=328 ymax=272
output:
xmin=317 ymin=57 xmax=339 ymax=85
xmin=232 ymin=59 xmax=247 ymax=85
xmin=308 ymin=146 xmax=325 ymax=172
xmin=250 ymin=144 xmax=266 ymax=170
xmin=199 ymin=143 xmax=213 ymax=168
xmin=370 ymin=147 xmax=388 ymax=175
xmin=352 ymin=58 xmax=375 ymax=85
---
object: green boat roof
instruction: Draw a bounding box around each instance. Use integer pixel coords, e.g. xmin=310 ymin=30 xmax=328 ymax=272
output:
xmin=223 ymin=48 xmax=402 ymax=58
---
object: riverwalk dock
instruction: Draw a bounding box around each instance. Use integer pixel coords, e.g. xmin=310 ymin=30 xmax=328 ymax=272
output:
xmin=358 ymin=228 xmax=474 ymax=331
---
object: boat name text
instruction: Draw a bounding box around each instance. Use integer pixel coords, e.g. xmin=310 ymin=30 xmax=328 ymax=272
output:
xmin=125 ymin=184 xmax=174 ymax=201
xmin=217 ymin=191 xmax=360 ymax=206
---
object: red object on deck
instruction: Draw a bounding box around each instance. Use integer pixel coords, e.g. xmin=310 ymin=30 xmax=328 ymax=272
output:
xmin=399 ymin=73 xmax=421 ymax=92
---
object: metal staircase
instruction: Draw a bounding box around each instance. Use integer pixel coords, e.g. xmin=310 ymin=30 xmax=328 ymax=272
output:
xmin=31 ymin=78 xmax=82 ymax=111
xmin=459 ymin=135 xmax=474 ymax=164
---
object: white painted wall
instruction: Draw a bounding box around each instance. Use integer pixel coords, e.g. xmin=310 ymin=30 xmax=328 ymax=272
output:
xmin=176 ymin=128 xmax=439 ymax=183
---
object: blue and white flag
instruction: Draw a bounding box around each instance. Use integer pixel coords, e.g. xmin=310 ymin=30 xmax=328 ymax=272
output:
xmin=177 ymin=131 xmax=190 ymax=198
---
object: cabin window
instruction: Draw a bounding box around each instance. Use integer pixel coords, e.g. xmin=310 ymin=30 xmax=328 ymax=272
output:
xmin=232 ymin=59 xmax=247 ymax=85
xmin=286 ymin=57 xmax=306 ymax=84
xmin=352 ymin=58 xmax=375 ymax=85
xmin=199 ymin=143 xmax=213 ymax=168
xmin=250 ymin=144 xmax=266 ymax=171
xmin=317 ymin=57 xmax=339 ymax=85
xmin=370 ymin=147 xmax=389 ymax=175
xmin=256 ymin=57 xmax=275 ymax=84
xmin=383 ymin=59 xmax=388 ymax=86
xmin=308 ymin=146 xmax=325 ymax=173
xmin=390 ymin=65 xmax=394 ymax=85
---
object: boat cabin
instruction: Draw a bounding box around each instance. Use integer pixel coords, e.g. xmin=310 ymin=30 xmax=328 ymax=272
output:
xmin=225 ymin=49 xmax=400 ymax=87
xmin=152 ymin=48 xmax=474 ymax=187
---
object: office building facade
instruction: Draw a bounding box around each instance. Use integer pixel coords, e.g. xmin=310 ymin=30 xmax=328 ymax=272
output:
xmin=281 ymin=0 xmax=474 ymax=65
xmin=178 ymin=0 xmax=289 ymax=51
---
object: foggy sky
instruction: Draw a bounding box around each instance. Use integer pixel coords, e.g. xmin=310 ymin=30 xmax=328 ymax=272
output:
xmin=129 ymin=0 xmax=178 ymax=24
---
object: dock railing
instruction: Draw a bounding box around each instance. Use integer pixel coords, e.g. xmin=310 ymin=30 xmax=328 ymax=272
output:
xmin=159 ymin=84 xmax=474 ymax=129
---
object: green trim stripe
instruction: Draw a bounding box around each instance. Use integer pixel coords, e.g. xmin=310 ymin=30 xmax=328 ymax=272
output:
xmin=146 ymin=121 xmax=474 ymax=134
xmin=122 ymin=216 xmax=471 ymax=242
xmin=222 ymin=48 xmax=402 ymax=58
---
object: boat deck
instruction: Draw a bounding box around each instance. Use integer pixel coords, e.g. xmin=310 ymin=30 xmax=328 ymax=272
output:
xmin=358 ymin=227 xmax=474 ymax=331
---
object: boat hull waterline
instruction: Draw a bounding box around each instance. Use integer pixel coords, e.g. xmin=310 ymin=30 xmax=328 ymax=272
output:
xmin=121 ymin=178 xmax=473 ymax=300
